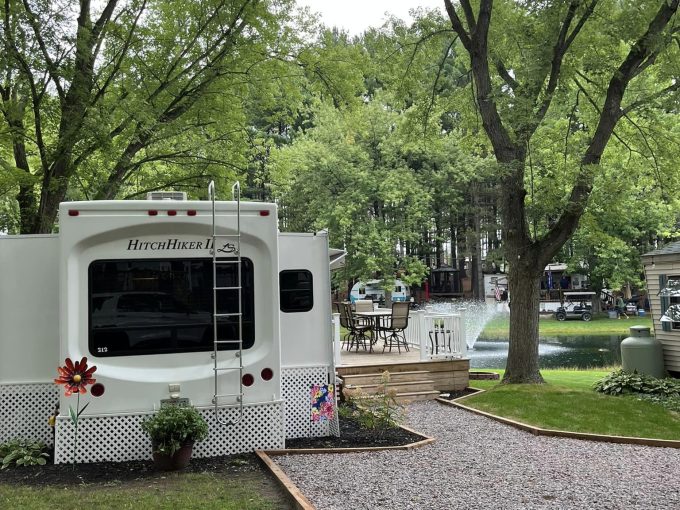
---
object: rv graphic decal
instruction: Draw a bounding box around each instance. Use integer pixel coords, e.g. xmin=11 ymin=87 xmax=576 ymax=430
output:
xmin=217 ymin=242 xmax=237 ymax=254
xmin=126 ymin=238 xmax=237 ymax=253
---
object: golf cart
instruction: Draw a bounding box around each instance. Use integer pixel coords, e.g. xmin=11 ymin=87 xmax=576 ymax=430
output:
xmin=554 ymin=291 xmax=596 ymax=322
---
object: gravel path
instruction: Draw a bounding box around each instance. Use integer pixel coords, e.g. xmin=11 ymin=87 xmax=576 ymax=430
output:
xmin=275 ymin=401 xmax=680 ymax=509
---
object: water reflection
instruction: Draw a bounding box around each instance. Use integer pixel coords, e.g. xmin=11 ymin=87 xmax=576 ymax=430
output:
xmin=470 ymin=335 xmax=624 ymax=369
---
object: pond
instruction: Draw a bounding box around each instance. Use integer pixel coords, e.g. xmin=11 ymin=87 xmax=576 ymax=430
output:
xmin=469 ymin=334 xmax=625 ymax=369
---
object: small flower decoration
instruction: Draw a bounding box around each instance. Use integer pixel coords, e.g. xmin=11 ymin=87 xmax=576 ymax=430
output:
xmin=55 ymin=357 xmax=96 ymax=396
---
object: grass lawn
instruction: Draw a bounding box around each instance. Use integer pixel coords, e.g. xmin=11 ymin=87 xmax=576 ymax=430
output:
xmin=481 ymin=314 xmax=654 ymax=337
xmin=466 ymin=369 xmax=680 ymax=440
xmin=0 ymin=472 xmax=288 ymax=510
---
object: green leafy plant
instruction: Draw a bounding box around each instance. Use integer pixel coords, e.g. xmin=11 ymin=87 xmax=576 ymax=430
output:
xmin=593 ymin=369 xmax=680 ymax=397
xmin=0 ymin=438 xmax=49 ymax=469
xmin=141 ymin=404 xmax=209 ymax=456
xmin=342 ymin=371 xmax=404 ymax=430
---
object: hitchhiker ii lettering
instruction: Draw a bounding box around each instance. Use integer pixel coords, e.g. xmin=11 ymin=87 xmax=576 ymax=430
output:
xmin=126 ymin=239 xmax=238 ymax=253
xmin=127 ymin=238 xmax=213 ymax=250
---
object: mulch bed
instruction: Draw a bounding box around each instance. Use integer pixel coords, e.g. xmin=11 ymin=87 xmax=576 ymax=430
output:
xmin=0 ymin=415 xmax=420 ymax=488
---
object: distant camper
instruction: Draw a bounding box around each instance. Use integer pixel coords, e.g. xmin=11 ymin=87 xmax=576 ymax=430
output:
xmin=349 ymin=280 xmax=410 ymax=303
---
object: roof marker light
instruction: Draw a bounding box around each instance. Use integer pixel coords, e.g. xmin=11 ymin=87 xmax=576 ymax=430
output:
xmin=259 ymin=210 xmax=270 ymax=216
xmin=68 ymin=210 xmax=79 ymax=217
xmin=148 ymin=210 xmax=158 ymax=216
xmin=167 ymin=210 xmax=177 ymax=216
xmin=187 ymin=210 xmax=197 ymax=216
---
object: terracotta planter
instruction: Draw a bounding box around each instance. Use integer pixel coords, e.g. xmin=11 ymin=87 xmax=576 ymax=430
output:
xmin=152 ymin=441 xmax=194 ymax=471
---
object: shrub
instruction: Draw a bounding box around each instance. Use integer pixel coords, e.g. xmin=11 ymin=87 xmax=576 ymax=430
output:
xmin=594 ymin=369 xmax=680 ymax=398
xmin=141 ymin=405 xmax=209 ymax=455
xmin=342 ymin=371 xmax=404 ymax=430
xmin=0 ymin=438 xmax=49 ymax=469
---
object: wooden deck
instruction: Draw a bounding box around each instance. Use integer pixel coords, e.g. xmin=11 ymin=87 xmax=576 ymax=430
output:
xmin=337 ymin=347 xmax=470 ymax=401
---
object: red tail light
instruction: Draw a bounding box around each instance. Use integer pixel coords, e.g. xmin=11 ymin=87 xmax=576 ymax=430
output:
xmin=261 ymin=368 xmax=274 ymax=381
xmin=242 ymin=373 xmax=254 ymax=387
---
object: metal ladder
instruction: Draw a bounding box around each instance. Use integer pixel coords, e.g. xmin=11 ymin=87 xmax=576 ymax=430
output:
xmin=208 ymin=180 xmax=244 ymax=425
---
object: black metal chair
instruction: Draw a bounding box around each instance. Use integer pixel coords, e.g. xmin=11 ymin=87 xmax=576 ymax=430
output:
xmin=341 ymin=302 xmax=373 ymax=351
xmin=379 ymin=302 xmax=410 ymax=353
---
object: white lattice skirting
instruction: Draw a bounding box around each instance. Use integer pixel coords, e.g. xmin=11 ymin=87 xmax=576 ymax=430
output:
xmin=54 ymin=402 xmax=285 ymax=464
xmin=282 ymin=365 xmax=338 ymax=439
xmin=3 ymin=369 xmax=337 ymax=464
xmin=0 ymin=383 xmax=59 ymax=446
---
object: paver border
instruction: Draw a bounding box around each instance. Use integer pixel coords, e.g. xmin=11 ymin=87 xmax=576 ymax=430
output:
xmin=438 ymin=389 xmax=680 ymax=449
xmin=256 ymin=423 xmax=435 ymax=510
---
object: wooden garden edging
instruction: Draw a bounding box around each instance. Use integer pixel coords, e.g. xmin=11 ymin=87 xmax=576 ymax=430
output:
xmin=437 ymin=389 xmax=680 ymax=449
xmin=256 ymin=423 xmax=435 ymax=510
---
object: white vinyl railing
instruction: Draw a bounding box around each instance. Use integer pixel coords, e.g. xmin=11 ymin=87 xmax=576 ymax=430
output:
xmin=404 ymin=309 xmax=467 ymax=361
xmin=332 ymin=313 xmax=342 ymax=367
xmin=333 ymin=308 xmax=467 ymax=362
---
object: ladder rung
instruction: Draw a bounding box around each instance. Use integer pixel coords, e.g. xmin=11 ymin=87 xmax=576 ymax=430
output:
xmin=214 ymin=312 xmax=241 ymax=317
xmin=213 ymin=366 xmax=242 ymax=371
xmin=214 ymin=286 xmax=240 ymax=290
xmin=214 ymin=260 xmax=240 ymax=265
xmin=213 ymin=234 xmax=240 ymax=238
xmin=214 ymin=393 xmax=243 ymax=399
xmin=214 ymin=340 xmax=242 ymax=344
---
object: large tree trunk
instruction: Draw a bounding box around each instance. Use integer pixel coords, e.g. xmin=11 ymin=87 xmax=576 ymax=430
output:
xmin=505 ymin=263 xmax=544 ymax=383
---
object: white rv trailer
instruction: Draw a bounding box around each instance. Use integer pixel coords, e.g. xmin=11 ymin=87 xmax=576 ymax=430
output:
xmin=349 ymin=279 xmax=410 ymax=303
xmin=0 ymin=185 xmax=337 ymax=463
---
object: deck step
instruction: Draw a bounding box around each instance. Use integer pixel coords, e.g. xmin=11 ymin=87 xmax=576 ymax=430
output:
xmin=343 ymin=379 xmax=435 ymax=397
xmin=392 ymin=390 xmax=441 ymax=403
xmin=341 ymin=370 xmax=430 ymax=385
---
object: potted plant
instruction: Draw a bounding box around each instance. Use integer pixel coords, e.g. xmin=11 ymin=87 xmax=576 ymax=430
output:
xmin=141 ymin=404 xmax=208 ymax=470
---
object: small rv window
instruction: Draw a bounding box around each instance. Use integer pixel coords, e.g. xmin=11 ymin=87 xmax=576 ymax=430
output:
xmin=395 ymin=286 xmax=402 ymax=293
xmin=280 ymin=270 xmax=313 ymax=313
xmin=88 ymin=258 xmax=254 ymax=357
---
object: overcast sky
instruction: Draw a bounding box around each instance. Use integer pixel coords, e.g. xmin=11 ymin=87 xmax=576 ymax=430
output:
xmin=296 ymin=0 xmax=445 ymax=36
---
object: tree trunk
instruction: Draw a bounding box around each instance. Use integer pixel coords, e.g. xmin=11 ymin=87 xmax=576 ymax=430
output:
xmin=504 ymin=264 xmax=544 ymax=384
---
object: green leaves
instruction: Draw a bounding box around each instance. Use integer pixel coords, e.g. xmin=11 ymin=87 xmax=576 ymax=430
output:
xmin=0 ymin=438 xmax=49 ymax=470
xmin=141 ymin=405 xmax=209 ymax=456
xmin=593 ymin=369 xmax=680 ymax=397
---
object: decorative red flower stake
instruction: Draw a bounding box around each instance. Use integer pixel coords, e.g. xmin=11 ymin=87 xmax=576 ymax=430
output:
xmin=54 ymin=357 xmax=102 ymax=468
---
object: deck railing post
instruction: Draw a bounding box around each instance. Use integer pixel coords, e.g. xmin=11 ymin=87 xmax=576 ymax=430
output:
xmin=332 ymin=313 xmax=341 ymax=366
xmin=457 ymin=308 xmax=467 ymax=358
xmin=418 ymin=310 xmax=428 ymax=361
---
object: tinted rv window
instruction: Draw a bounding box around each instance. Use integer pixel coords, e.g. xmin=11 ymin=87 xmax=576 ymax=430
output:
xmin=88 ymin=258 xmax=254 ymax=357
xmin=279 ymin=270 xmax=313 ymax=313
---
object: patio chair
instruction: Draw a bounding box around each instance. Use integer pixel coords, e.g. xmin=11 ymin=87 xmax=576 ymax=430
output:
xmin=378 ymin=302 xmax=410 ymax=353
xmin=341 ymin=302 xmax=373 ymax=351
xmin=355 ymin=300 xmax=374 ymax=313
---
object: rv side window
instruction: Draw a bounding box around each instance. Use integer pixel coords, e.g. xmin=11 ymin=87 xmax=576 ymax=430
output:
xmin=88 ymin=258 xmax=255 ymax=357
xmin=279 ymin=270 xmax=313 ymax=313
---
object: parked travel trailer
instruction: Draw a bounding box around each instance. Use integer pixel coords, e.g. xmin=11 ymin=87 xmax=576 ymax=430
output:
xmin=0 ymin=184 xmax=337 ymax=463
xmin=349 ymin=279 xmax=410 ymax=303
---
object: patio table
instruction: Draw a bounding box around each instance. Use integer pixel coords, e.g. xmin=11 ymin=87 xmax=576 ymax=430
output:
xmin=355 ymin=308 xmax=392 ymax=351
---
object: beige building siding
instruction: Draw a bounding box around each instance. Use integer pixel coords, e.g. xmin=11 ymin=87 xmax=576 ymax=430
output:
xmin=643 ymin=257 xmax=680 ymax=373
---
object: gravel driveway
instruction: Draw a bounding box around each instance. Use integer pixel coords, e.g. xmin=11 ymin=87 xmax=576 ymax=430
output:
xmin=275 ymin=401 xmax=680 ymax=509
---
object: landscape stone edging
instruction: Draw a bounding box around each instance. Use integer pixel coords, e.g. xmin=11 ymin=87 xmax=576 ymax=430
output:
xmin=437 ymin=389 xmax=680 ymax=449
xmin=256 ymin=423 xmax=435 ymax=510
